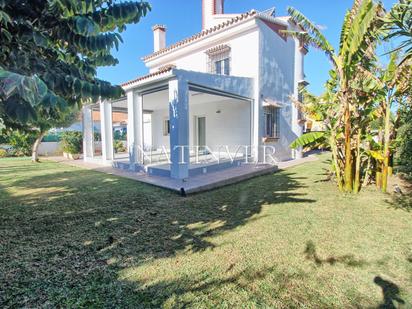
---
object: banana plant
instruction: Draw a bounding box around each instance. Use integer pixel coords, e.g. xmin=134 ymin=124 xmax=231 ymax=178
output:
xmin=290 ymin=131 xmax=327 ymax=149
xmin=378 ymin=55 xmax=411 ymax=192
xmin=383 ymin=0 xmax=412 ymax=65
xmin=284 ymin=1 xmax=385 ymax=192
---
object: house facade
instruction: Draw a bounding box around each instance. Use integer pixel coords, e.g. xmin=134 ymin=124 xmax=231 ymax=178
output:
xmin=82 ymin=0 xmax=308 ymax=180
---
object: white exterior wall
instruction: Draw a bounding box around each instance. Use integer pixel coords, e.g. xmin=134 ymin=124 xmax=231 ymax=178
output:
xmin=148 ymin=25 xmax=260 ymax=80
xmin=38 ymin=142 xmax=61 ymax=156
xmin=143 ymin=17 xmax=302 ymax=162
xmin=164 ymin=51 xmax=207 ymax=74
xmin=150 ymin=108 xmax=170 ymax=150
xmin=149 ymin=99 xmax=251 ymax=154
xmin=188 ymin=100 xmax=251 ymax=154
xmin=257 ymin=20 xmax=298 ymax=161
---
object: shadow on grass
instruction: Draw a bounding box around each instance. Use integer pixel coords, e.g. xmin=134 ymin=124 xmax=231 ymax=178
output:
xmin=304 ymin=241 xmax=367 ymax=267
xmin=123 ymin=266 xmax=308 ymax=308
xmin=374 ymin=276 xmax=405 ymax=309
xmin=386 ymin=194 xmax=412 ymax=212
xmin=0 ymin=160 xmax=316 ymax=307
xmin=385 ymin=174 xmax=412 ymax=212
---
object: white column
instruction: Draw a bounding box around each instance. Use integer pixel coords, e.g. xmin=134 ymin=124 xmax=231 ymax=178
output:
xmin=292 ymin=39 xmax=307 ymax=159
xmin=100 ymin=100 xmax=114 ymax=162
xmin=82 ymin=105 xmax=94 ymax=159
xmin=253 ymin=82 xmax=264 ymax=163
xmin=169 ymin=78 xmax=189 ymax=179
xmin=127 ymin=91 xmax=143 ymax=166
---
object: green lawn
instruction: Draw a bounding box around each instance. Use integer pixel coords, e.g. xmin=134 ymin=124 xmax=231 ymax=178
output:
xmin=0 ymin=155 xmax=411 ymax=308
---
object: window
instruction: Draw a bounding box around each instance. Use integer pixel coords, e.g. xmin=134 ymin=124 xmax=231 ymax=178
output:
xmin=264 ymin=106 xmax=280 ymax=139
xmin=206 ymin=45 xmax=231 ymax=76
xmin=224 ymin=58 xmax=230 ymax=75
xmin=215 ymin=60 xmax=222 ymax=75
xmin=213 ymin=58 xmax=230 ymax=75
xmin=163 ymin=119 xmax=170 ymax=136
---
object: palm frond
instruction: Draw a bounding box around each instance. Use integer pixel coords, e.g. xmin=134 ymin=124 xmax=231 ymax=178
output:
xmin=383 ymin=0 xmax=412 ymax=64
xmin=356 ymin=65 xmax=384 ymax=88
xmin=287 ymin=7 xmax=335 ymax=55
xmin=290 ymin=131 xmax=326 ymax=149
xmin=340 ymin=0 xmax=380 ymax=65
xmin=281 ymin=30 xmax=337 ymax=65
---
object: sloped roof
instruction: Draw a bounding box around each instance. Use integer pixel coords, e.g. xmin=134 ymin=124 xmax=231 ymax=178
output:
xmin=121 ymin=66 xmax=173 ymax=87
xmin=142 ymin=9 xmax=290 ymax=62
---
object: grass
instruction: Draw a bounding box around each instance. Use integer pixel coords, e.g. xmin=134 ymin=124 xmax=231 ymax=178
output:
xmin=0 ymin=154 xmax=411 ymax=308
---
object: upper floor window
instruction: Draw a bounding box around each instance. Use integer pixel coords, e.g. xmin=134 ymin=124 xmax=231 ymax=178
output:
xmin=206 ymin=44 xmax=231 ymax=76
xmin=214 ymin=58 xmax=230 ymax=75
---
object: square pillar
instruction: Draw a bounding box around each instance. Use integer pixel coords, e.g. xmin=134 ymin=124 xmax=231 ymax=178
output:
xmin=169 ymin=78 xmax=189 ymax=179
xmin=292 ymin=38 xmax=307 ymax=159
xmin=100 ymin=100 xmax=114 ymax=162
xmin=253 ymin=80 xmax=263 ymax=163
xmin=127 ymin=91 xmax=143 ymax=166
xmin=82 ymin=105 xmax=94 ymax=159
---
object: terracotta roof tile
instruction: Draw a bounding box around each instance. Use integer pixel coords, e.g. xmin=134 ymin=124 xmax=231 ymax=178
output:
xmin=205 ymin=44 xmax=231 ymax=55
xmin=142 ymin=10 xmax=258 ymax=61
xmin=121 ymin=66 xmax=173 ymax=87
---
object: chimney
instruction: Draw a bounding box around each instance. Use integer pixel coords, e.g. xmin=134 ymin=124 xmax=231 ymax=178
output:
xmin=152 ymin=24 xmax=166 ymax=52
xmin=202 ymin=0 xmax=224 ymax=30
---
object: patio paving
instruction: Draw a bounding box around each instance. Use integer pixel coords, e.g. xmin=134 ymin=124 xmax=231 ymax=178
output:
xmin=45 ymin=154 xmax=318 ymax=195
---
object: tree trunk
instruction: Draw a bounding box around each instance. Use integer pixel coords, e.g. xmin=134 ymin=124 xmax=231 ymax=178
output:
xmin=330 ymin=131 xmax=344 ymax=191
xmin=381 ymin=99 xmax=392 ymax=193
xmin=32 ymin=132 xmax=46 ymax=162
xmin=354 ymin=129 xmax=362 ymax=194
xmin=388 ymin=154 xmax=393 ymax=176
xmin=376 ymin=169 xmax=382 ymax=188
xmin=362 ymin=156 xmax=371 ymax=187
xmin=343 ymin=102 xmax=353 ymax=192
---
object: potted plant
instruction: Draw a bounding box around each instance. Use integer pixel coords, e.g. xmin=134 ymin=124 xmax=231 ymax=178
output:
xmin=114 ymin=140 xmax=127 ymax=153
xmin=61 ymin=131 xmax=82 ymax=160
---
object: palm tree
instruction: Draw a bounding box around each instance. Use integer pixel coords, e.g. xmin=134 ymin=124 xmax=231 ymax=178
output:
xmin=284 ymin=0 xmax=384 ymax=192
xmin=384 ymin=0 xmax=412 ymax=65
xmin=377 ymin=55 xmax=412 ymax=192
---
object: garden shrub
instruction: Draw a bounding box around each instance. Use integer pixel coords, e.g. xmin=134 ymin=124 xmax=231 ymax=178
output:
xmin=94 ymin=132 xmax=101 ymax=141
xmin=0 ymin=148 xmax=7 ymax=158
xmin=61 ymin=131 xmax=83 ymax=154
xmin=114 ymin=129 xmax=127 ymax=141
xmin=395 ymin=122 xmax=412 ymax=175
xmin=0 ymin=134 xmax=7 ymax=144
xmin=7 ymin=131 xmax=36 ymax=156
xmin=114 ymin=140 xmax=127 ymax=153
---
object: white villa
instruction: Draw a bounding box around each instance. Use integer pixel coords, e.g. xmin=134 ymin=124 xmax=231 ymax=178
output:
xmin=82 ymin=0 xmax=307 ymax=181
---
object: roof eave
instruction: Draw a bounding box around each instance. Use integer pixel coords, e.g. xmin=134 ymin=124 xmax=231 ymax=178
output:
xmin=121 ymin=68 xmax=175 ymax=91
xmin=142 ymin=11 xmax=259 ymax=63
xmin=142 ymin=13 xmax=291 ymax=64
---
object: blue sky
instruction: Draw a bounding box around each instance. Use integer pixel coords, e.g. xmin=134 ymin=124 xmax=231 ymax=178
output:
xmin=97 ymin=0 xmax=397 ymax=95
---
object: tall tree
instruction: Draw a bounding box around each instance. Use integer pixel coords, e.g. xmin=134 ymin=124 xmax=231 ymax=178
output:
xmin=284 ymin=0 xmax=384 ymax=192
xmin=377 ymin=55 xmax=412 ymax=192
xmin=0 ymin=0 xmax=150 ymax=128
xmin=30 ymin=106 xmax=80 ymax=162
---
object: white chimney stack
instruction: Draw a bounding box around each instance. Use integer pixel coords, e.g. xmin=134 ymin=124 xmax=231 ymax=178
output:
xmin=152 ymin=24 xmax=166 ymax=52
xmin=202 ymin=0 xmax=224 ymax=30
